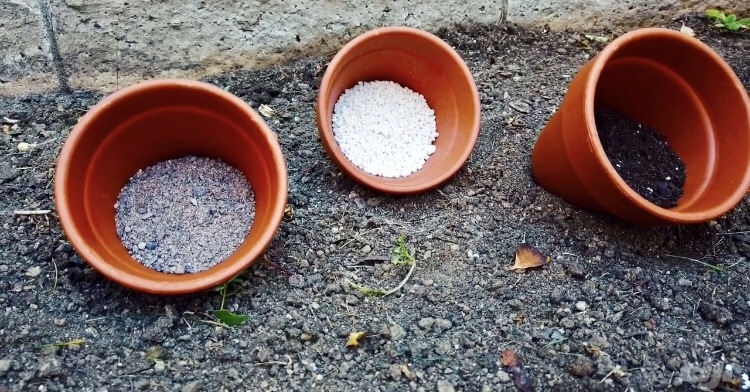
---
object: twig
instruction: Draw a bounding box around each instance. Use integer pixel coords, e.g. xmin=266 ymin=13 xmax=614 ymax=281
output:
xmin=663 ymin=254 xmax=724 ymax=272
xmin=14 ymin=209 xmax=52 ymax=215
xmin=718 ymin=231 xmax=750 ymax=235
xmin=253 ymin=355 xmax=293 ymax=367
xmin=198 ymin=320 xmax=229 ymax=328
xmin=599 ymin=366 xmax=625 ymax=383
xmin=347 ymin=256 xmax=417 ymax=296
xmin=44 ymin=257 xmax=58 ymax=293
xmin=260 ymin=254 xmax=293 ymax=276
xmin=37 ymin=339 xmax=85 ymax=350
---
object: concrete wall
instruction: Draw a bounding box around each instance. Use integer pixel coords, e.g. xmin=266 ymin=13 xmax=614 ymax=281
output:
xmin=1 ymin=0 xmax=747 ymax=96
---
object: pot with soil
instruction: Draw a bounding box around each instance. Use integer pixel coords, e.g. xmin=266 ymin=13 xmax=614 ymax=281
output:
xmin=54 ymin=79 xmax=288 ymax=294
xmin=316 ymin=26 xmax=481 ymax=195
xmin=531 ymin=28 xmax=750 ymax=225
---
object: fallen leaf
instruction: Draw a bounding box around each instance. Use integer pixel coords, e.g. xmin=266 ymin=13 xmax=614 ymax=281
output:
xmin=501 ymin=349 xmax=519 ymax=367
xmin=501 ymin=349 xmax=536 ymax=392
xmin=679 ymin=24 xmax=695 ymax=37
xmin=258 ymin=104 xmax=275 ymax=118
xmin=283 ymin=204 xmax=295 ymax=220
xmin=146 ymin=346 xmax=165 ymax=360
xmin=346 ymin=331 xmax=367 ymax=348
xmin=2 ymin=124 xmax=10 ymax=134
xmin=400 ymin=364 xmax=415 ymax=380
xmin=644 ymin=319 xmax=656 ymax=330
xmin=509 ymin=243 xmax=550 ymax=271
xmin=584 ymin=34 xmax=609 ymax=43
xmin=214 ymin=309 xmax=248 ymax=326
xmin=584 ymin=344 xmax=606 ymax=358
xmin=509 ymin=101 xmax=531 ymax=114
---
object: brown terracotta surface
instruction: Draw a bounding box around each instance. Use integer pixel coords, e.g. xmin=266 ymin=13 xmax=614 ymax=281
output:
xmin=316 ymin=26 xmax=481 ymax=195
xmin=54 ymin=79 xmax=288 ymax=294
xmin=532 ymin=28 xmax=750 ymax=225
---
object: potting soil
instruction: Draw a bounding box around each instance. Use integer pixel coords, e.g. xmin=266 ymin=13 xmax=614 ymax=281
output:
xmin=595 ymin=107 xmax=686 ymax=208
xmin=114 ymin=156 xmax=255 ymax=274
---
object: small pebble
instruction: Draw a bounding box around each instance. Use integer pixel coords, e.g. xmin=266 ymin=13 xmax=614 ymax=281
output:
xmin=575 ymin=301 xmax=588 ymax=312
xmin=17 ymin=142 xmax=32 ymax=152
xmin=437 ymin=380 xmax=456 ymax=392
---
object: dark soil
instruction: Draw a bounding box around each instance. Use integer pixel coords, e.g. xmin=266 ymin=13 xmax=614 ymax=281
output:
xmin=595 ymin=107 xmax=686 ymax=208
xmin=1 ymin=16 xmax=750 ymax=392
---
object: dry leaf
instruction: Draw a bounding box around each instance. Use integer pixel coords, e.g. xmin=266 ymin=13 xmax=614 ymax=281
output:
xmin=345 ymin=331 xmax=366 ymax=348
xmin=679 ymin=24 xmax=695 ymax=37
xmin=2 ymin=124 xmax=10 ymax=134
xmin=584 ymin=34 xmax=609 ymax=43
xmin=283 ymin=204 xmax=295 ymax=220
xmin=501 ymin=349 xmax=535 ymax=392
xmin=400 ymin=364 xmax=415 ymax=380
xmin=501 ymin=349 xmax=519 ymax=367
xmin=509 ymin=243 xmax=550 ymax=271
xmin=584 ymin=344 xmax=606 ymax=358
xmin=258 ymin=104 xmax=275 ymax=118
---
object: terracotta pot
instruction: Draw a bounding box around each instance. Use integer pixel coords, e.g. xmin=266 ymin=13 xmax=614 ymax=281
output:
xmin=54 ymin=79 xmax=288 ymax=294
xmin=316 ymin=26 xmax=481 ymax=195
xmin=532 ymin=28 xmax=750 ymax=225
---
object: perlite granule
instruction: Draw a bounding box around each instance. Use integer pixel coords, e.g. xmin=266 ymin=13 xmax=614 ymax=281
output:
xmin=332 ymin=80 xmax=438 ymax=178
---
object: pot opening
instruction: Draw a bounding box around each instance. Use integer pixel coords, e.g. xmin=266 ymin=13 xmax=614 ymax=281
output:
xmin=592 ymin=56 xmax=714 ymax=211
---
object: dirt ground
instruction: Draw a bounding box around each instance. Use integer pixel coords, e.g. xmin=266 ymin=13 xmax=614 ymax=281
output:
xmin=1 ymin=16 xmax=749 ymax=392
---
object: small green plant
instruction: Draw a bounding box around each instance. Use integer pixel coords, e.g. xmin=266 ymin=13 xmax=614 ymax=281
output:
xmin=37 ymin=339 xmax=85 ymax=350
xmin=212 ymin=274 xmax=248 ymax=326
xmin=391 ymin=234 xmax=415 ymax=266
xmin=348 ymin=234 xmax=417 ymax=296
xmin=705 ymin=9 xmax=750 ymax=31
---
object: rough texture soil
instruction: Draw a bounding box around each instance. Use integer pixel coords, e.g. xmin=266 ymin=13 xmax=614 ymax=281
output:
xmin=1 ymin=17 xmax=750 ymax=392
xmin=595 ymin=107 xmax=686 ymax=208
xmin=114 ymin=156 xmax=256 ymax=275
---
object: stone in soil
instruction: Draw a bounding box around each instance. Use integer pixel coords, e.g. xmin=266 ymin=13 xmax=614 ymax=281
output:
xmin=114 ymin=156 xmax=255 ymax=274
xmin=595 ymin=107 xmax=686 ymax=208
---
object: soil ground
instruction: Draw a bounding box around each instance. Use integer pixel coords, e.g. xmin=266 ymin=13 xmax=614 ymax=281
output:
xmin=1 ymin=16 xmax=749 ymax=392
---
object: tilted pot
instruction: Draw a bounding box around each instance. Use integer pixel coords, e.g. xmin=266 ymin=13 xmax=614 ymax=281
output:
xmin=532 ymin=28 xmax=750 ymax=225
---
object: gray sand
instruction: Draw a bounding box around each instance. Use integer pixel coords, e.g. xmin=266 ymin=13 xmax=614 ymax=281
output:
xmin=114 ymin=156 xmax=255 ymax=274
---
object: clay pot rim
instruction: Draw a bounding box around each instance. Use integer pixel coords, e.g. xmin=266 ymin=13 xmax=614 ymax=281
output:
xmin=316 ymin=26 xmax=481 ymax=195
xmin=583 ymin=27 xmax=750 ymax=222
xmin=54 ymin=79 xmax=289 ymax=294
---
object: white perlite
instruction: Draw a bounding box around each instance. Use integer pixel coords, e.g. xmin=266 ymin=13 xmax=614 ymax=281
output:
xmin=332 ymin=80 xmax=438 ymax=178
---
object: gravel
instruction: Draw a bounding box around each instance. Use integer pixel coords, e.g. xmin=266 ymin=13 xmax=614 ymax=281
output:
xmin=1 ymin=17 xmax=749 ymax=392
xmin=114 ymin=156 xmax=255 ymax=274
xmin=332 ymin=80 xmax=438 ymax=178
